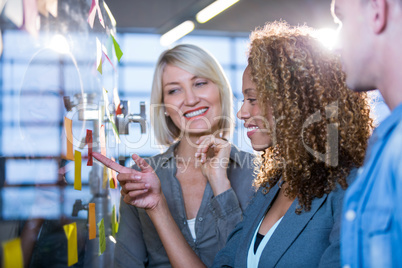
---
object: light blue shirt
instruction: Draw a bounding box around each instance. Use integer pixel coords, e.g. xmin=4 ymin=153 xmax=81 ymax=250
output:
xmin=341 ymin=103 xmax=402 ymax=267
xmin=247 ymin=217 xmax=283 ymax=267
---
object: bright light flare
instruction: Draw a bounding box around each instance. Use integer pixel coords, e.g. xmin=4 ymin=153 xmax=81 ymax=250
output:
xmin=49 ymin=34 xmax=70 ymax=54
xmin=160 ymin=21 xmax=195 ymax=47
xmin=314 ymin=28 xmax=339 ymax=50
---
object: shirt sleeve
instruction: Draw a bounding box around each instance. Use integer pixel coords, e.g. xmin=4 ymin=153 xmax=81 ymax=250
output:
xmin=114 ymin=197 xmax=147 ymax=268
xmin=208 ymin=188 xmax=243 ymax=249
xmin=211 ymin=213 xmax=246 ymax=268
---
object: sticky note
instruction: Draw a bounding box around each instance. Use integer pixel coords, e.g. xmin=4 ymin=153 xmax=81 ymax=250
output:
xmin=88 ymin=203 xmax=96 ymax=240
xmin=113 ymin=87 xmax=122 ymax=115
xmin=111 ymin=34 xmax=123 ymax=62
xmin=86 ymin=129 xmax=93 ymax=166
xmin=103 ymin=1 xmax=116 ymax=27
xmin=2 ymin=238 xmax=23 ymax=268
xmin=74 ymin=151 xmax=82 ymax=190
xmin=100 ymin=124 xmax=106 ymax=156
xmin=64 ymin=117 xmax=74 ymax=160
xmin=4 ymin=0 xmax=23 ymax=27
xmin=103 ymin=88 xmax=120 ymax=143
xmin=63 ymin=222 xmax=78 ymax=266
xmin=96 ymin=38 xmax=102 ymax=74
xmin=37 ymin=0 xmax=57 ymax=17
xmin=23 ymin=0 xmax=39 ymax=37
xmin=103 ymin=165 xmax=108 ymax=189
xmin=87 ymin=0 xmax=104 ymax=29
xmin=98 ymin=219 xmax=106 ymax=255
xmin=111 ymin=205 xmax=119 ymax=237
xmin=110 ymin=157 xmax=118 ymax=189
xmin=47 ymin=0 xmax=57 ymax=17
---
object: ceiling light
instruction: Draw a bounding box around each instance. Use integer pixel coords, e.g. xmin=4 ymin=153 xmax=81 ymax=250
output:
xmin=196 ymin=0 xmax=239 ymax=24
xmin=160 ymin=20 xmax=195 ymax=46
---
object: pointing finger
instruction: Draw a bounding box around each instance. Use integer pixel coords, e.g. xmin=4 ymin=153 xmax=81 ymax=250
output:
xmin=92 ymin=152 xmax=132 ymax=174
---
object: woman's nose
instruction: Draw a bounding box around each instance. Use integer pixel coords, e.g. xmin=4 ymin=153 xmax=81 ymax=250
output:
xmin=184 ymin=89 xmax=200 ymax=106
xmin=237 ymin=102 xmax=249 ymax=120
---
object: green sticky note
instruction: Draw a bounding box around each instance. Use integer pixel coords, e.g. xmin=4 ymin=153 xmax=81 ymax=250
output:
xmin=111 ymin=205 xmax=118 ymax=237
xmin=111 ymin=35 xmax=123 ymax=62
xmin=98 ymin=219 xmax=106 ymax=255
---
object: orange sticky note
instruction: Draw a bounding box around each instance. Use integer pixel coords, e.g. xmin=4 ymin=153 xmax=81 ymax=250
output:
xmin=88 ymin=203 xmax=96 ymax=240
xmin=98 ymin=219 xmax=106 ymax=255
xmin=2 ymin=238 xmax=23 ymax=268
xmin=74 ymin=150 xmax=82 ymax=191
xmin=65 ymin=117 xmax=74 ymax=160
xmin=63 ymin=222 xmax=78 ymax=267
xmin=100 ymin=124 xmax=106 ymax=157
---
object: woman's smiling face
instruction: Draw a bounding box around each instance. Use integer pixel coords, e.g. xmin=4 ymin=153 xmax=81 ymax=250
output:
xmin=162 ymin=64 xmax=222 ymax=137
xmin=237 ymin=66 xmax=274 ymax=151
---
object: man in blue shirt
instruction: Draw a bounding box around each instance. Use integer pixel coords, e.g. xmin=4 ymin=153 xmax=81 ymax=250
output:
xmin=331 ymin=0 xmax=402 ymax=267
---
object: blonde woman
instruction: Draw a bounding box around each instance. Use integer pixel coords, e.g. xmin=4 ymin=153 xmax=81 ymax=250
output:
xmin=93 ymin=44 xmax=254 ymax=267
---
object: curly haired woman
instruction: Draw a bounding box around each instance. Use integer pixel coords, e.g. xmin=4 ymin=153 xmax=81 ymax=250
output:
xmin=212 ymin=21 xmax=372 ymax=267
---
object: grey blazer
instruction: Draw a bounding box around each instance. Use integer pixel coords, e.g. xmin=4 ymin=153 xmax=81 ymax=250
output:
xmin=114 ymin=143 xmax=255 ymax=268
xmin=212 ymin=173 xmax=355 ymax=268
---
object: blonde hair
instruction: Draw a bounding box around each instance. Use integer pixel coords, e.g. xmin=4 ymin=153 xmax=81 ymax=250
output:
xmin=150 ymin=44 xmax=234 ymax=145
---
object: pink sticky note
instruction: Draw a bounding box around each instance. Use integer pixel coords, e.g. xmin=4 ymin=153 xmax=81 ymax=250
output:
xmin=23 ymin=0 xmax=39 ymax=37
xmin=100 ymin=124 xmax=106 ymax=157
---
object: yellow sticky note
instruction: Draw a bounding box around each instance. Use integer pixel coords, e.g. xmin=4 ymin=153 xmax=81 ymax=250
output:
xmin=64 ymin=117 xmax=74 ymax=160
xmin=88 ymin=203 xmax=96 ymax=240
xmin=98 ymin=219 xmax=106 ymax=255
xmin=108 ymin=168 xmax=114 ymax=189
xmin=74 ymin=150 xmax=82 ymax=191
xmin=63 ymin=222 xmax=78 ymax=267
xmin=111 ymin=205 xmax=119 ymax=237
xmin=96 ymin=37 xmax=103 ymax=74
xmin=103 ymin=165 xmax=108 ymax=189
xmin=2 ymin=238 xmax=23 ymax=268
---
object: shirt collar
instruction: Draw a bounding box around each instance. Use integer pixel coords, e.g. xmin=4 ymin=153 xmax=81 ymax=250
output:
xmin=373 ymin=103 xmax=402 ymax=140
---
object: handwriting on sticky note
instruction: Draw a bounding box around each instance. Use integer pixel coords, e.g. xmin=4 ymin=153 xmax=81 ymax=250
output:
xmin=2 ymin=238 xmax=23 ymax=268
xmin=74 ymin=151 xmax=82 ymax=190
xmin=98 ymin=218 xmax=106 ymax=255
xmin=63 ymin=222 xmax=78 ymax=266
xmin=88 ymin=203 xmax=96 ymax=240
xmin=65 ymin=117 xmax=74 ymax=160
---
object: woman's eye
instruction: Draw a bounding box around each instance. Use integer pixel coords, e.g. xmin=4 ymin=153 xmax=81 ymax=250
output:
xmin=195 ymin=81 xmax=207 ymax=87
xmin=247 ymin=98 xmax=257 ymax=104
xmin=167 ymin=88 xmax=178 ymax=95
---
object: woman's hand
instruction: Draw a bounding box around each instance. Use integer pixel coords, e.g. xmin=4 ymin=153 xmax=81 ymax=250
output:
xmin=92 ymin=152 xmax=163 ymax=211
xmin=195 ymin=135 xmax=231 ymax=196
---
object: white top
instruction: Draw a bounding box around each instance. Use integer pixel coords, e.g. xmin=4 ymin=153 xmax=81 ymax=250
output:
xmin=187 ymin=218 xmax=196 ymax=241
xmin=247 ymin=216 xmax=283 ymax=267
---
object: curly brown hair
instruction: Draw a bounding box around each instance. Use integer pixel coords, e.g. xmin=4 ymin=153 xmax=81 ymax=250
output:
xmin=248 ymin=21 xmax=373 ymax=213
